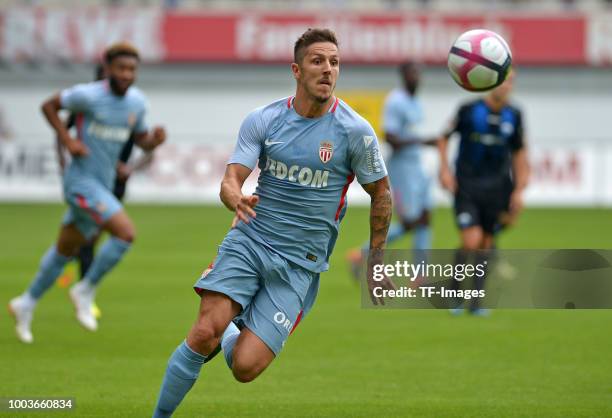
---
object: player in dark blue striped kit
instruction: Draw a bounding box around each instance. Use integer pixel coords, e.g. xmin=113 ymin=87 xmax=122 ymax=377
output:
xmin=438 ymin=71 xmax=529 ymax=314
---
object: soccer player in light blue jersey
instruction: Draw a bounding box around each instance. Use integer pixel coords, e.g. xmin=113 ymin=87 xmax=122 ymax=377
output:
xmin=8 ymin=43 xmax=166 ymax=343
xmin=348 ymin=62 xmax=437 ymax=275
xmin=152 ymin=28 xmax=394 ymax=417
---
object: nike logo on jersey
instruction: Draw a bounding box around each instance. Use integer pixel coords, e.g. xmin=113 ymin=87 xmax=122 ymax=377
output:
xmin=265 ymin=138 xmax=284 ymax=146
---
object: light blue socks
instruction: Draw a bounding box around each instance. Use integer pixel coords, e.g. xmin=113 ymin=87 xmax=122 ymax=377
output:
xmin=221 ymin=322 xmax=240 ymax=368
xmin=153 ymin=341 xmax=207 ymax=418
xmin=27 ymin=246 xmax=70 ymax=299
xmin=413 ymin=225 xmax=431 ymax=251
xmin=387 ymin=223 xmax=407 ymax=244
xmin=83 ymin=236 xmax=131 ymax=286
xmin=153 ymin=323 xmax=242 ymax=417
xmin=413 ymin=225 xmax=431 ymax=265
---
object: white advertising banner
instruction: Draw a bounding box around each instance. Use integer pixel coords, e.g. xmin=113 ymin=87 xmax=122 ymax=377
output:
xmin=0 ymin=85 xmax=609 ymax=206
xmin=0 ymin=139 xmax=609 ymax=206
xmin=525 ymin=145 xmax=603 ymax=206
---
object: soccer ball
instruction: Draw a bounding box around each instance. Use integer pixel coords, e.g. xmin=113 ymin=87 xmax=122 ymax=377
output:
xmin=447 ymin=29 xmax=512 ymax=92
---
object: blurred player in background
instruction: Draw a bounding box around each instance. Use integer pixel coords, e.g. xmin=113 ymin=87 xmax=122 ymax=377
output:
xmin=348 ymin=61 xmax=437 ymax=276
xmin=8 ymin=42 xmax=166 ymax=343
xmin=56 ymin=63 xmax=155 ymax=318
xmin=438 ymin=71 xmax=529 ymax=314
xmin=152 ymin=28 xmax=394 ymax=418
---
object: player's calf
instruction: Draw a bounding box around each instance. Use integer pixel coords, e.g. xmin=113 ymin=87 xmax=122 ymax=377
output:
xmin=8 ymin=223 xmax=86 ymax=343
xmin=152 ymin=293 xmax=241 ymax=417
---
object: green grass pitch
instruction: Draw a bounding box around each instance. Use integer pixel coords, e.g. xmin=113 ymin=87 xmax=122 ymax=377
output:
xmin=1 ymin=204 xmax=611 ymax=417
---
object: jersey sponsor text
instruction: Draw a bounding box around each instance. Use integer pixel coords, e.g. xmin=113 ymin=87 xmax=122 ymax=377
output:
xmin=263 ymin=156 xmax=330 ymax=188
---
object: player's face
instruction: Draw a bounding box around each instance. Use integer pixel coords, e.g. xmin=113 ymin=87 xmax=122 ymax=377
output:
xmin=294 ymin=42 xmax=339 ymax=103
xmin=402 ymin=66 xmax=420 ymax=95
xmin=107 ymin=55 xmax=139 ymax=95
xmin=491 ymin=71 xmax=514 ymax=102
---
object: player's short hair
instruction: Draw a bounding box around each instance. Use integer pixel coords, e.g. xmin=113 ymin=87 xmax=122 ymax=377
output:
xmin=399 ymin=61 xmax=418 ymax=74
xmin=103 ymin=42 xmax=140 ymax=65
xmin=293 ymin=28 xmax=338 ymax=64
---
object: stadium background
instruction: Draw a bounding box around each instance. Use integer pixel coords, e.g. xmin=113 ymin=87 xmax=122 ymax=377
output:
xmin=1 ymin=1 xmax=611 ymax=417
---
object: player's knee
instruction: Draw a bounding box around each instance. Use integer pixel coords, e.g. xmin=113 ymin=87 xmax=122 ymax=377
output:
xmin=400 ymin=218 xmax=414 ymax=231
xmin=419 ymin=211 xmax=431 ymax=226
xmin=481 ymin=234 xmax=495 ymax=250
xmin=123 ymin=231 xmax=136 ymax=243
xmin=231 ymin=347 xmax=271 ymax=383
xmin=106 ymin=213 xmax=136 ymax=243
xmin=231 ymin=358 xmax=264 ymax=383
xmin=461 ymin=238 xmax=481 ymax=251
xmin=115 ymin=225 xmax=136 ymax=243
xmin=56 ymin=240 xmax=80 ymax=257
xmin=189 ymin=322 xmax=222 ymax=354
xmin=232 ymin=369 xmax=257 ymax=383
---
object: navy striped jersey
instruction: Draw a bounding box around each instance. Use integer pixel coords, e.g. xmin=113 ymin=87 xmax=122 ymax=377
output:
xmin=445 ymin=98 xmax=524 ymax=182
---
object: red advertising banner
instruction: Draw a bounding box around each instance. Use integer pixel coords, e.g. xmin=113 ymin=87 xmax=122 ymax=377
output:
xmin=1 ymin=9 xmax=611 ymax=65
xmin=163 ymin=12 xmax=588 ymax=65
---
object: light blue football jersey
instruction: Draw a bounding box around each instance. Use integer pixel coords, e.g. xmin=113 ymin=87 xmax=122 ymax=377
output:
xmin=60 ymin=80 xmax=148 ymax=189
xmin=230 ymin=96 xmax=387 ymax=273
xmin=383 ymin=88 xmax=425 ymax=166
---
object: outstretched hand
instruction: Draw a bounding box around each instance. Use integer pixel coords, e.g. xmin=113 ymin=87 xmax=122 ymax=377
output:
xmin=235 ymin=195 xmax=259 ymax=224
xmin=439 ymin=168 xmax=457 ymax=194
xmin=66 ymin=139 xmax=89 ymax=157
xmin=366 ymin=249 xmax=396 ymax=306
xmin=150 ymin=126 xmax=166 ymax=148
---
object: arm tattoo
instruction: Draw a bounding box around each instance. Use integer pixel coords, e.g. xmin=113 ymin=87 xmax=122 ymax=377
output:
xmin=363 ymin=177 xmax=392 ymax=250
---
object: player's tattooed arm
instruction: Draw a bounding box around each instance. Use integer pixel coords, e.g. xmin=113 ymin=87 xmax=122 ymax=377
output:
xmin=362 ymin=176 xmax=392 ymax=250
xmin=362 ymin=176 xmax=395 ymax=305
xmin=220 ymin=163 xmax=259 ymax=224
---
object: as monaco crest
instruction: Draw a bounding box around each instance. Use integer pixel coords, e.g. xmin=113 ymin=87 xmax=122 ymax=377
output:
xmin=319 ymin=141 xmax=333 ymax=164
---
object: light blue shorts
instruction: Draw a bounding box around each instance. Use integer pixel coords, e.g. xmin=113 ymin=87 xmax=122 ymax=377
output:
xmin=62 ymin=179 xmax=123 ymax=240
xmin=387 ymin=158 xmax=432 ymax=222
xmin=194 ymin=228 xmax=319 ymax=356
